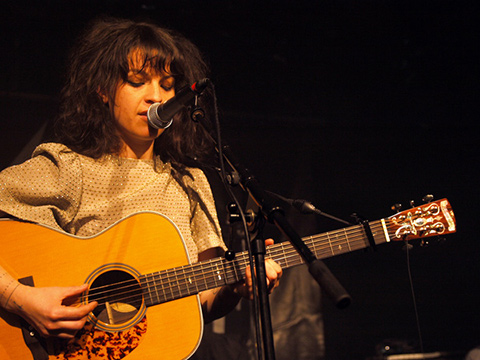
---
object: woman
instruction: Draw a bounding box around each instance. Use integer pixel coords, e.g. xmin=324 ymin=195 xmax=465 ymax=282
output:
xmin=0 ymin=17 xmax=281 ymax=346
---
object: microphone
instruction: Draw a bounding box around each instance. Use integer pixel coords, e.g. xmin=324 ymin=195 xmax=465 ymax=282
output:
xmin=147 ymin=78 xmax=210 ymax=129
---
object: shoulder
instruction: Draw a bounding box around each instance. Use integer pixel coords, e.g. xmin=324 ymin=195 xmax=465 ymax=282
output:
xmin=28 ymin=142 xmax=83 ymax=178
xmin=32 ymin=142 xmax=78 ymax=161
xmin=181 ymin=166 xmax=213 ymax=191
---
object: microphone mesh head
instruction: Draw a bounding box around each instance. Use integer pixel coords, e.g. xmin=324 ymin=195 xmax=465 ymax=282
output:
xmin=147 ymin=103 xmax=161 ymax=129
xmin=147 ymin=103 xmax=173 ymax=129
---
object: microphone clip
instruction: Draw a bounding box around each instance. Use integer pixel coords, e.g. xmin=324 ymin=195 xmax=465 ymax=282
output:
xmin=190 ymin=95 xmax=205 ymax=122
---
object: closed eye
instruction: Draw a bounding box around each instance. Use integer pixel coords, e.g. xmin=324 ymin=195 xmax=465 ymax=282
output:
xmin=161 ymin=84 xmax=174 ymax=91
xmin=126 ymin=80 xmax=145 ymax=88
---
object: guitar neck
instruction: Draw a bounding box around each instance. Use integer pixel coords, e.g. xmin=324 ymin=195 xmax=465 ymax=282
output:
xmin=139 ymin=220 xmax=387 ymax=307
xmin=267 ymin=219 xmax=388 ymax=269
xmin=140 ymin=198 xmax=456 ymax=307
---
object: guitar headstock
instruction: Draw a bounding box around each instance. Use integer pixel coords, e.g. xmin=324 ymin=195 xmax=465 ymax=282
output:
xmin=387 ymin=198 xmax=456 ymax=241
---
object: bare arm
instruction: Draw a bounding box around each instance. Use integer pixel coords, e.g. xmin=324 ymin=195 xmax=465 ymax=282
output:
xmin=0 ymin=264 xmax=97 ymax=339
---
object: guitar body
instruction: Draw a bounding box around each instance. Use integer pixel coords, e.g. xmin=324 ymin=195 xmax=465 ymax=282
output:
xmin=0 ymin=212 xmax=203 ymax=360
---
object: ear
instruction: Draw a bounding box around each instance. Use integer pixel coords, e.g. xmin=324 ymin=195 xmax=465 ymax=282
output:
xmin=97 ymin=88 xmax=109 ymax=104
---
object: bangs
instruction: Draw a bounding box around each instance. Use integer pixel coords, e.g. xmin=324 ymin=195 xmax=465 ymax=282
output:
xmin=128 ymin=47 xmax=172 ymax=74
xmin=118 ymin=23 xmax=181 ymax=80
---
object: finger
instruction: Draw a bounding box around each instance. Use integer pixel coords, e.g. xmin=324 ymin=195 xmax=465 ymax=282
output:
xmin=265 ymin=259 xmax=282 ymax=279
xmin=265 ymin=238 xmax=274 ymax=246
xmin=64 ymin=284 xmax=89 ymax=297
xmin=61 ymin=301 xmax=97 ymax=320
xmin=46 ymin=316 xmax=89 ymax=337
xmin=245 ymin=265 xmax=252 ymax=287
xmin=61 ymin=284 xmax=90 ymax=306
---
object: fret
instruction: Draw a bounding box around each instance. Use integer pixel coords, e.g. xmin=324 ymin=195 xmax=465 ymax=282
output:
xmin=271 ymin=242 xmax=283 ymax=269
xmin=369 ymin=220 xmax=388 ymax=246
xmin=286 ymin=242 xmax=294 ymax=268
xmin=165 ymin=268 xmax=175 ymax=301
xmin=150 ymin=272 xmax=160 ymax=305
xmin=175 ymin=268 xmax=183 ymax=298
xmin=144 ymin=275 xmax=153 ymax=306
xmin=210 ymin=259 xmax=223 ymax=288
xmin=139 ymin=276 xmax=153 ymax=307
xmin=191 ymin=265 xmax=200 ymax=293
xmin=308 ymin=235 xmax=315 ymax=261
xmin=221 ymin=259 xmax=234 ymax=285
xmin=203 ymin=259 xmax=214 ymax=290
xmin=141 ymin=272 xmax=165 ymax=306
xmin=159 ymin=272 xmax=167 ymax=302
xmin=230 ymin=256 xmax=241 ymax=284
xmin=218 ymin=258 xmax=229 ymax=286
xmin=344 ymin=228 xmax=352 ymax=251
xmin=213 ymin=260 xmax=226 ymax=287
xmin=207 ymin=259 xmax=217 ymax=289
xmin=326 ymin=232 xmax=334 ymax=256
xmin=337 ymin=230 xmax=353 ymax=255
xmin=181 ymin=266 xmax=192 ymax=296
xmin=200 ymin=261 xmax=209 ymax=291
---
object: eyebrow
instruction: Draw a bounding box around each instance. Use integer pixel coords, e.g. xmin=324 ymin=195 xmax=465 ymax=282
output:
xmin=128 ymin=69 xmax=174 ymax=80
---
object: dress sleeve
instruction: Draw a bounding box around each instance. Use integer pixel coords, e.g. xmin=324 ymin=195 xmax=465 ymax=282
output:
xmin=185 ymin=168 xmax=227 ymax=254
xmin=0 ymin=143 xmax=83 ymax=232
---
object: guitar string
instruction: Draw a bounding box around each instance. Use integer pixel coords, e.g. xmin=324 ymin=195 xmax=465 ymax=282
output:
xmin=82 ymin=206 xmax=448 ymax=308
xmin=83 ymin=222 xmax=402 ymax=307
xmin=85 ymin=221 xmax=413 ymax=307
xmin=97 ymin=214 xmax=449 ymax=309
xmin=85 ymin=229 xmax=373 ymax=306
xmin=86 ymin=224 xmax=371 ymax=299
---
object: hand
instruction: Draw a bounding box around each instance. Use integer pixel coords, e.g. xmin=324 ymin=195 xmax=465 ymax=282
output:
xmin=233 ymin=239 xmax=283 ymax=300
xmin=8 ymin=284 xmax=97 ymax=339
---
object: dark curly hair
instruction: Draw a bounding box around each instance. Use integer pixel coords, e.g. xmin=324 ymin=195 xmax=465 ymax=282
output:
xmin=55 ymin=17 xmax=214 ymax=170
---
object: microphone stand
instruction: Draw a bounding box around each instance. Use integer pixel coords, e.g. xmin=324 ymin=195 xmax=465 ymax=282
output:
xmin=192 ymin=96 xmax=351 ymax=360
xmin=202 ymin=139 xmax=352 ymax=358
xmin=218 ymin=144 xmax=352 ymax=359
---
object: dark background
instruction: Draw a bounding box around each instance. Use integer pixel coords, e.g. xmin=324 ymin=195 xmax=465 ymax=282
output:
xmin=1 ymin=1 xmax=478 ymax=359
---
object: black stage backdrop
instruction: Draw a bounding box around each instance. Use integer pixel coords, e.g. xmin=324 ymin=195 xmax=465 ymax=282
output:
xmin=1 ymin=1 xmax=478 ymax=359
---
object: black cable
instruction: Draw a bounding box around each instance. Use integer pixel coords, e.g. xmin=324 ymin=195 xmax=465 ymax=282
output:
xmin=405 ymin=240 xmax=425 ymax=355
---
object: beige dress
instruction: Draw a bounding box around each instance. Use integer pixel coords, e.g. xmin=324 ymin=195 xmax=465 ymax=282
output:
xmin=0 ymin=143 xmax=225 ymax=263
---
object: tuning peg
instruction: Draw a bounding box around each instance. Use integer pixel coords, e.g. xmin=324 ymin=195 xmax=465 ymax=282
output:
xmin=422 ymin=194 xmax=434 ymax=203
xmin=409 ymin=200 xmax=415 ymax=207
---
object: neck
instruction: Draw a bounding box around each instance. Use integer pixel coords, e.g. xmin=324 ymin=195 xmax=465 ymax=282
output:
xmin=118 ymin=142 xmax=155 ymax=160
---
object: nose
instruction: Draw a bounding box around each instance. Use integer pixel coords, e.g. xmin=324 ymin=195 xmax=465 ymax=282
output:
xmin=145 ymin=82 xmax=164 ymax=104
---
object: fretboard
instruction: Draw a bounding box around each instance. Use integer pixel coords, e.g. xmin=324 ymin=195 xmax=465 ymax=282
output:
xmin=140 ymin=218 xmax=391 ymax=307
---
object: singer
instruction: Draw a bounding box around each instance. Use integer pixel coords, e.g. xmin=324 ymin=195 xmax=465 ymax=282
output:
xmin=0 ymin=18 xmax=281 ymax=359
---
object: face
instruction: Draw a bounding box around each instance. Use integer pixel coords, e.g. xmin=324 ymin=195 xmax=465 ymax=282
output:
xmin=108 ymin=53 xmax=175 ymax=157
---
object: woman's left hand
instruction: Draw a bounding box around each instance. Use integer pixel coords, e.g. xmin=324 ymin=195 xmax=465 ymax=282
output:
xmin=233 ymin=239 xmax=283 ymax=300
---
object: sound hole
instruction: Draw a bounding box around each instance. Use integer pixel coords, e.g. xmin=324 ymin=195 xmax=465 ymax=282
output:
xmin=88 ymin=270 xmax=143 ymax=326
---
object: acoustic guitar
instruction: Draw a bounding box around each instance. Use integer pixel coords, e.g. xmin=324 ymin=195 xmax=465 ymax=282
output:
xmin=0 ymin=198 xmax=456 ymax=359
